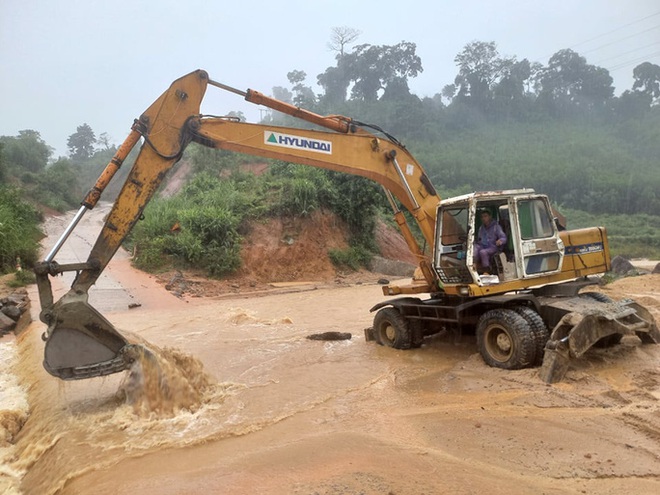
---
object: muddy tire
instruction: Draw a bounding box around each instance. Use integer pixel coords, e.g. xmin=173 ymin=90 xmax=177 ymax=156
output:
xmin=514 ymin=306 xmax=549 ymax=366
xmin=373 ymin=307 xmax=412 ymax=349
xmin=476 ymin=309 xmax=536 ymax=369
xmin=410 ymin=320 xmax=425 ymax=348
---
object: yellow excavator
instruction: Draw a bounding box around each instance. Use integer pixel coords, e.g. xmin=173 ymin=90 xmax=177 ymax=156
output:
xmin=34 ymin=70 xmax=659 ymax=384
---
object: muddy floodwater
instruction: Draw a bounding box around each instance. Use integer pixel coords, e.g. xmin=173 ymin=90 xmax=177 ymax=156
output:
xmin=2 ymin=207 xmax=660 ymax=494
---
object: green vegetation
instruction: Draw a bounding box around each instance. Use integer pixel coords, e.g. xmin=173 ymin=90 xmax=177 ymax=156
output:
xmin=0 ymin=187 xmax=42 ymax=273
xmin=7 ymin=269 xmax=37 ymax=288
xmin=328 ymin=246 xmax=373 ymax=271
xmin=130 ymin=171 xmax=259 ymax=276
xmin=129 ymin=154 xmax=384 ymax=277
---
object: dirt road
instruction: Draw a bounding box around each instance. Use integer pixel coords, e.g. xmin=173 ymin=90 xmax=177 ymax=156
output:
xmin=4 ymin=208 xmax=660 ymax=494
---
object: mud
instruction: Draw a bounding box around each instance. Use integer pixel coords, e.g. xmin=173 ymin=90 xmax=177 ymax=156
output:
xmin=118 ymin=341 xmax=216 ymax=417
xmin=2 ymin=206 xmax=660 ymax=494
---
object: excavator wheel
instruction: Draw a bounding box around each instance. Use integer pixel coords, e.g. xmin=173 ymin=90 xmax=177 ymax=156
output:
xmin=513 ymin=306 xmax=549 ymax=365
xmin=409 ymin=320 xmax=425 ymax=348
xmin=476 ymin=309 xmax=536 ymax=370
xmin=373 ymin=307 xmax=412 ymax=349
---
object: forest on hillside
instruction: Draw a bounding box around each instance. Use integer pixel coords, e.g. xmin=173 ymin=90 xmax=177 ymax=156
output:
xmin=1 ymin=33 xmax=659 ymax=274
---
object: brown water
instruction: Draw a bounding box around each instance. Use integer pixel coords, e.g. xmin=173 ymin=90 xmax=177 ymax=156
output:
xmin=6 ymin=280 xmax=660 ymax=495
xmin=4 ymin=207 xmax=660 ymax=494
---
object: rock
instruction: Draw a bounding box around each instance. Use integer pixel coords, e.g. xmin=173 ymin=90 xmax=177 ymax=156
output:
xmin=306 ymin=332 xmax=352 ymax=341
xmin=2 ymin=292 xmax=28 ymax=307
xmin=0 ymin=311 xmax=16 ymax=333
xmin=368 ymin=255 xmax=415 ymax=277
xmin=1 ymin=305 xmax=22 ymax=321
xmin=653 ymin=263 xmax=660 ymax=275
xmin=610 ymin=255 xmax=636 ymax=276
xmin=165 ymin=271 xmax=183 ymax=287
xmin=377 ymin=278 xmax=390 ymax=285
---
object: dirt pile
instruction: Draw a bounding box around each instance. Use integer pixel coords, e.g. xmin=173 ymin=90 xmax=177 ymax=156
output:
xmin=238 ymin=209 xmax=350 ymax=283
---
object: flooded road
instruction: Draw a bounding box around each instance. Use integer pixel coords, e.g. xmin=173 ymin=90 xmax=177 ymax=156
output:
xmin=4 ymin=207 xmax=660 ymax=494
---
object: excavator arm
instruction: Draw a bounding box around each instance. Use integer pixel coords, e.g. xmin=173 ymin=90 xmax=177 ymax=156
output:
xmin=35 ymin=69 xmax=442 ymax=380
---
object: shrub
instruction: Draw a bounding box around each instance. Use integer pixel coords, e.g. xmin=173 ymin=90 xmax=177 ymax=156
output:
xmin=328 ymin=246 xmax=373 ymax=271
xmin=0 ymin=187 xmax=42 ymax=273
xmin=8 ymin=269 xmax=37 ymax=287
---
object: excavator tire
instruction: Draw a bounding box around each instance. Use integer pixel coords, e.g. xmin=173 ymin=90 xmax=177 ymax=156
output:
xmin=477 ymin=308 xmax=536 ymax=370
xmin=373 ymin=307 xmax=412 ymax=349
xmin=514 ymin=306 xmax=549 ymax=365
xmin=410 ymin=320 xmax=425 ymax=348
xmin=580 ymin=292 xmax=623 ymax=348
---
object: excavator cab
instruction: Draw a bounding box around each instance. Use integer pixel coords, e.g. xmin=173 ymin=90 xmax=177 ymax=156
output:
xmin=434 ymin=190 xmax=565 ymax=288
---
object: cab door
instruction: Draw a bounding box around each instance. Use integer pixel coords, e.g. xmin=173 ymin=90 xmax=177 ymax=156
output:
xmin=513 ymin=196 xmax=564 ymax=277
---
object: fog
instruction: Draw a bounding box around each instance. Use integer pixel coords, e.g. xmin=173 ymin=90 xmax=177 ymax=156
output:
xmin=1 ymin=0 xmax=658 ymax=157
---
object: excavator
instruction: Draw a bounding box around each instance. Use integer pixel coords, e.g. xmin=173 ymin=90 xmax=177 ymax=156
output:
xmin=34 ymin=70 xmax=659 ymax=384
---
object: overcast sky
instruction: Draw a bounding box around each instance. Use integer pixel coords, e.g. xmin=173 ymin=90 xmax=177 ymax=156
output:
xmin=2 ymin=0 xmax=659 ymax=158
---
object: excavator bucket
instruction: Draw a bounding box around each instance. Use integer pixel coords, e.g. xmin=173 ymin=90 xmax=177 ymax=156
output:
xmin=42 ymin=296 xmax=136 ymax=380
xmin=539 ymin=297 xmax=660 ymax=383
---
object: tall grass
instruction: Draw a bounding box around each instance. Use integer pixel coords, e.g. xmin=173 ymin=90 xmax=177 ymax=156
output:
xmin=0 ymin=187 xmax=42 ymax=272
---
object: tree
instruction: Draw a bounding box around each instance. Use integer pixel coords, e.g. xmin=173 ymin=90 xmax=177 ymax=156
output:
xmin=452 ymin=41 xmax=528 ymax=115
xmin=327 ymin=26 xmax=361 ymax=57
xmin=613 ymin=90 xmax=652 ymax=118
xmin=227 ymin=110 xmax=246 ymax=122
xmin=67 ymin=123 xmax=96 ymax=161
xmin=0 ymin=142 xmax=5 ymax=181
xmin=632 ymin=62 xmax=660 ymax=103
xmin=271 ymin=86 xmax=293 ymax=104
xmin=343 ymin=41 xmax=423 ymax=102
xmin=537 ymin=49 xmax=613 ymax=114
xmin=0 ymin=129 xmax=51 ymax=173
xmin=97 ymin=132 xmax=112 ymax=151
xmin=318 ymin=27 xmax=361 ymax=109
xmin=287 ymin=70 xmax=316 ymax=108
xmin=453 ymin=41 xmax=501 ymax=104
xmin=317 ymin=63 xmax=351 ymax=107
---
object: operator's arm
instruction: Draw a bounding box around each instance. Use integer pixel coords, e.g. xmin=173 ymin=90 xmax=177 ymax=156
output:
xmin=495 ymin=223 xmax=507 ymax=246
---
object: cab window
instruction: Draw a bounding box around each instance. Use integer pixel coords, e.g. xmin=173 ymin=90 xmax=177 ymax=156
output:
xmin=518 ymin=199 xmax=554 ymax=239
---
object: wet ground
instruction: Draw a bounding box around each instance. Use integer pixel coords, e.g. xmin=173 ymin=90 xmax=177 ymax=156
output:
xmin=2 ymin=206 xmax=660 ymax=494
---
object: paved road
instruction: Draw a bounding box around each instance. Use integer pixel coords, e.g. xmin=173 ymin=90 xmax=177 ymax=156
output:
xmin=37 ymin=203 xmax=178 ymax=314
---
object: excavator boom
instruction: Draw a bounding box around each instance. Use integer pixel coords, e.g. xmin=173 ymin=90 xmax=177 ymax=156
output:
xmin=35 ymin=69 xmax=441 ymax=380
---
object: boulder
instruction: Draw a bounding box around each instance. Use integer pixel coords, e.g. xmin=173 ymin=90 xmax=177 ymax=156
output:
xmin=1 ymin=305 xmax=22 ymax=321
xmin=0 ymin=311 xmax=15 ymax=333
xmin=368 ymin=255 xmax=415 ymax=277
xmin=610 ymin=255 xmax=636 ymax=276
xmin=653 ymin=263 xmax=660 ymax=275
